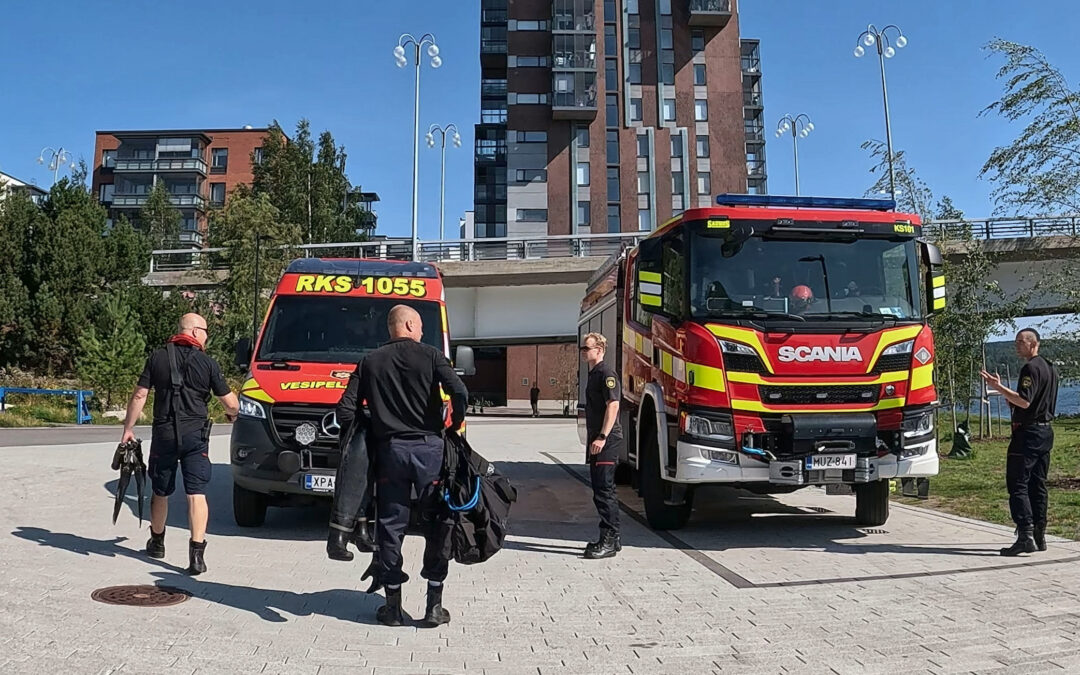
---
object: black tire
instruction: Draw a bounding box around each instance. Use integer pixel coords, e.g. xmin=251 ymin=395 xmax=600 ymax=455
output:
xmin=233 ymin=483 xmax=268 ymax=527
xmin=639 ymin=418 xmax=692 ymax=531
xmin=854 ymin=480 xmax=890 ymax=526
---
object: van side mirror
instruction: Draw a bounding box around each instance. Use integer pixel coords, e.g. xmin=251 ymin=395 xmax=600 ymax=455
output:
xmin=234 ymin=337 xmax=253 ymax=370
xmin=922 ymin=242 xmax=945 ymax=317
xmin=455 ymin=345 xmax=476 ymax=376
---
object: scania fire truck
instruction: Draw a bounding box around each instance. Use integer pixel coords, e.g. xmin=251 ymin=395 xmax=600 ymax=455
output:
xmin=578 ymin=195 xmax=946 ymax=529
xmin=229 ymin=257 xmax=471 ymax=527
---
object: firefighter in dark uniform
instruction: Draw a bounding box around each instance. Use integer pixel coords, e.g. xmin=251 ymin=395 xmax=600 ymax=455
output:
xmin=981 ymin=328 xmax=1059 ymax=556
xmin=580 ymin=332 xmax=622 ymax=559
xmin=357 ymin=304 xmax=468 ymax=627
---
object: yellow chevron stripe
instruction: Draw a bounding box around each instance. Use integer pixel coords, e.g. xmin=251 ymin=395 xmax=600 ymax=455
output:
xmin=933 ymin=298 xmax=946 ymax=310
xmin=911 ymin=364 xmax=934 ymax=390
xmin=639 ymin=271 xmax=662 ymax=283
xmin=242 ymin=387 xmax=275 ymax=404
xmin=932 ymin=275 xmax=945 ymax=288
xmin=731 ymin=398 xmax=906 ymax=413
xmin=641 ymin=293 xmax=661 ymax=306
xmin=705 ymin=325 xmax=774 ymax=373
xmin=726 ymin=370 xmax=908 ymax=386
xmin=661 ymin=350 xmax=673 ymax=375
xmin=866 ymin=325 xmax=924 ymax=373
xmin=686 ymin=363 xmax=726 ymax=392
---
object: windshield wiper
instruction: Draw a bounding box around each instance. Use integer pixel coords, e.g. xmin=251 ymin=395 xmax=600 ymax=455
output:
xmin=817 ymin=311 xmax=900 ymax=323
xmin=710 ymin=310 xmax=807 ymax=322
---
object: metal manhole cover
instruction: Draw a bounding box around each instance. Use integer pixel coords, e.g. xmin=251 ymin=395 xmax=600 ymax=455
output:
xmin=806 ymin=506 xmax=832 ymax=514
xmin=860 ymin=528 xmax=888 ymax=535
xmin=91 ymin=585 xmax=190 ymax=607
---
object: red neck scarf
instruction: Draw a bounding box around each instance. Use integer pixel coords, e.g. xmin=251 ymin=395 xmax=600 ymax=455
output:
xmin=167 ymin=333 xmax=204 ymax=351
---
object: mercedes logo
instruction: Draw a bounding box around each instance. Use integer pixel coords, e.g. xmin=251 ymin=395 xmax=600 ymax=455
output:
xmin=321 ymin=412 xmax=341 ymax=437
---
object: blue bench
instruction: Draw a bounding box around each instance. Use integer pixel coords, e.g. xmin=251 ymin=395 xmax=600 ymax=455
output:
xmin=0 ymin=387 xmax=94 ymax=424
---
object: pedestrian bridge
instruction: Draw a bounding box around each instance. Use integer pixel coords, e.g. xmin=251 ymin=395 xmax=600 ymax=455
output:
xmin=144 ymin=215 xmax=1080 ymax=345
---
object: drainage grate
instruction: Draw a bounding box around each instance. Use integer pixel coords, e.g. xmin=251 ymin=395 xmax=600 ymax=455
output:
xmin=91 ymin=585 xmax=190 ymax=607
xmin=859 ymin=528 xmax=888 ymax=535
xmin=805 ymin=506 xmax=832 ymax=514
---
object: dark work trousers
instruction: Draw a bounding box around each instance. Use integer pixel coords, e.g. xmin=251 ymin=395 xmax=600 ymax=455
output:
xmin=1006 ymin=424 xmax=1054 ymax=529
xmin=375 ymin=435 xmax=452 ymax=586
xmin=588 ymin=438 xmax=621 ymax=535
xmin=330 ymin=427 xmax=374 ymax=531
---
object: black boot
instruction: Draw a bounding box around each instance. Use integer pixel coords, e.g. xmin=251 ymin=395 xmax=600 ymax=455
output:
xmin=327 ymin=526 xmax=354 ymax=562
xmin=187 ymin=539 xmax=207 ymax=575
xmin=353 ymin=519 xmax=377 ymax=553
xmin=376 ymin=586 xmax=404 ymax=627
xmin=584 ymin=531 xmax=620 ymax=559
xmin=146 ymin=527 xmax=166 ymax=559
xmin=1000 ymin=528 xmax=1037 ymax=557
xmin=1034 ymin=523 xmax=1048 ymax=552
xmin=422 ymin=583 xmax=451 ymax=628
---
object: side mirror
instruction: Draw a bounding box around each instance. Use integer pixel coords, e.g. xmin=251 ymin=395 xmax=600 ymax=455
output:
xmin=636 ymin=239 xmax=664 ymax=316
xmin=234 ymin=337 xmax=253 ymax=370
xmin=455 ymin=345 xmax=476 ymax=376
xmin=922 ymin=242 xmax=945 ymax=317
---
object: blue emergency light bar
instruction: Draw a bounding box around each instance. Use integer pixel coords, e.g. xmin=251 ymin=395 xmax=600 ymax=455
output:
xmin=715 ymin=194 xmax=897 ymax=211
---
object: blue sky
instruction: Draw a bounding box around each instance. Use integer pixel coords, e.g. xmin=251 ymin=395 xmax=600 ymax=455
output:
xmin=1 ymin=1 xmax=1078 ymax=338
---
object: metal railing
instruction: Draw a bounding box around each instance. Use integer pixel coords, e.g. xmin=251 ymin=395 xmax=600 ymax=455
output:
xmin=114 ymin=158 xmax=208 ymax=173
xmin=146 ymin=216 xmax=1080 ymax=275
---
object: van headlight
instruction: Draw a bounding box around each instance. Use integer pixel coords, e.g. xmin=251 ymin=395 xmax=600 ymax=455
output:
xmin=883 ymin=339 xmax=914 ymax=356
xmin=238 ymin=395 xmax=266 ymax=419
xmin=684 ymin=414 xmax=734 ymax=443
xmin=903 ymin=413 xmax=933 ymax=439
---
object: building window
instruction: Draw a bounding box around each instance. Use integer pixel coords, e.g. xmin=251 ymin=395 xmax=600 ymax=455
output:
xmin=102 ymin=149 xmax=116 ymax=169
xmin=99 ymin=183 xmax=115 ymax=202
xmin=604 ymin=0 xmax=616 ymax=22
xmin=628 ymin=28 xmax=640 ymax=49
xmin=605 ymin=58 xmax=618 ymax=90
xmin=660 ymin=29 xmax=673 ymax=50
xmin=694 ymin=64 xmax=707 ymax=86
xmin=629 ymin=63 xmax=642 ymax=85
xmin=577 ymin=162 xmax=591 ymax=186
xmin=672 ymin=135 xmax=683 ymax=158
xmin=627 ymin=0 xmax=639 ymax=12
xmin=578 ymin=201 xmax=591 ymax=226
xmin=607 ymin=204 xmax=621 ymax=232
xmin=697 ymin=171 xmax=711 ymax=195
xmin=696 ymin=135 xmax=710 ymax=158
xmin=673 ymin=194 xmax=684 ymax=211
xmin=661 ymin=63 xmax=675 ymax=85
xmin=515 ymin=20 xmax=548 ymax=31
xmin=253 ymin=147 xmax=264 ymax=165
xmin=606 ymin=94 xmax=619 ymax=127
xmin=695 ymin=99 xmax=709 ymax=121
xmin=672 ymin=171 xmax=684 ymax=194
xmin=604 ymin=25 xmax=616 ymax=54
xmin=630 ymin=97 xmax=643 ymax=122
xmin=663 ymin=99 xmax=676 ymax=122
xmin=211 ymin=148 xmax=228 ymax=173
xmin=638 ymin=208 xmax=652 ymax=231
xmin=606 ymin=131 xmax=620 ymax=165
xmin=637 ymin=171 xmax=649 ymax=194
xmin=514 ymin=93 xmax=549 ymax=105
xmin=637 ymin=135 xmax=649 ymax=158
xmin=515 ymin=169 xmax=547 ymax=183
xmin=607 ymin=167 xmax=620 ymax=202
xmin=691 ymin=31 xmax=705 ymax=53
xmin=517 ymin=208 xmax=548 ymax=222
xmin=516 ymin=56 xmax=551 ymax=67
xmin=576 ymin=126 xmax=590 ymax=147
xmin=209 ymin=182 xmax=226 ymax=206
xmin=660 ymin=0 xmax=671 ymax=13
xmin=516 ymin=131 xmax=548 ymax=143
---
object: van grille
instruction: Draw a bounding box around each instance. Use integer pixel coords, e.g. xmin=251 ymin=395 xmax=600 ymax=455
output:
xmin=269 ymin=403 xmax=339 ymax=454
xmin=758 ymin=385 xmax=880 ymax=405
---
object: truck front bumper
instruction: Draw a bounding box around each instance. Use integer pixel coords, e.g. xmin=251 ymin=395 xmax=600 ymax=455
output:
xmin=673 ymin=437 xmax=938 ymax=484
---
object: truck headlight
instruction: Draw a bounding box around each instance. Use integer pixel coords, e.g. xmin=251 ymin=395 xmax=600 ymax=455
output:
xmin=238 ymin=395 xmax=266 ymax=419
xmin=882 ymin=339 xmax=914 ymax=356
xmin=718 ymin=339 xmax=757 ymax=356
xmin=903 ymin=413 xmax=933 ymax=439
xmin=684 ymin=414 xmax=734 ymax=442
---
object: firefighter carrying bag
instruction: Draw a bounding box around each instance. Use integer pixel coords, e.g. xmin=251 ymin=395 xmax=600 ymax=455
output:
xmin=440 ymin=431 xmax=517 ymax=565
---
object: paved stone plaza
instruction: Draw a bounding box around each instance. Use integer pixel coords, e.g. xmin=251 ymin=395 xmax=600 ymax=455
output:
xmin=4 ymin=419 xmax=1080 ymax=674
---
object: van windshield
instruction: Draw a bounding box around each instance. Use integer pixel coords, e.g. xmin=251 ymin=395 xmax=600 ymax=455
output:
xmin=256 ymin=296 xmax=443 ymax=363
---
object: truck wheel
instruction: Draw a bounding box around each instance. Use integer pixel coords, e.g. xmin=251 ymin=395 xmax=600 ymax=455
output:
xmin=640 ymin=428 xmax=692 ymax=531
xmin=233 ymin=483 xmax=268 ymax=527
xmin=854 ymin=480 xmax=890 ymax=526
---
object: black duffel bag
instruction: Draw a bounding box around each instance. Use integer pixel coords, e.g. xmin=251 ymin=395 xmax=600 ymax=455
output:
xmin=440 ymin=431 xmax=517 ymax=565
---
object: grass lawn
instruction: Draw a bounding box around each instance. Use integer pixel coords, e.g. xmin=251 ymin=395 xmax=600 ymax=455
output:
xmin=895 ymin=417 xmax=1080 ymax=540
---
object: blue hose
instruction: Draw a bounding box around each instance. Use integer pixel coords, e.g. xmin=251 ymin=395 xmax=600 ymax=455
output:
xmin=444 ymin=476 xmax=481 ymax=512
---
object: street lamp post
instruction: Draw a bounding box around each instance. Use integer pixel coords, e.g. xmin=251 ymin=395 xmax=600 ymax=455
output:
xmin=394 ymin=33 xmax=443 ymax=261
xmin=37 ymin=146 xmax=76 ymax=186
xmin=426 ymin=123 xmax=462 ymax=242
xmin=854 ymin=24 xmax=908 ymax=203
xmin=774 ymin=114 xmax=814 ymax=196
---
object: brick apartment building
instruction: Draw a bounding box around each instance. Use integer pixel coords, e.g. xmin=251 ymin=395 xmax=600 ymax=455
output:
xmin=91 ymin=127 xmax=270 ymax=247
xmin=465 ymin=0 xmax=766 ymax=409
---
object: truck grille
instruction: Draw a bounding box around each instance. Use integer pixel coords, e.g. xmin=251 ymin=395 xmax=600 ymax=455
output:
xmin=872 ymin=352 xmax=912 ymax=373
xmin=758 ymin=385 xmax=880 ymax=405
xmin=269 ymin=404 xmax=339 ymax=453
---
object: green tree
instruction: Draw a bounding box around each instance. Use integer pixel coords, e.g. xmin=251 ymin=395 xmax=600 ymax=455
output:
xmin=980 ymin=39 xmax=1080 ymax=215
xmin=140 ymin=181 xmax=182 ymax=249
xmin=0 ymin=192 xmax=34 ymax=364
xmin=101 ymin=214 xmax=151 ymax=288
xmin=861 ymin=139 xmax=934 ymax=219
xmin=77 ymin=294 xmax=147 ymax=409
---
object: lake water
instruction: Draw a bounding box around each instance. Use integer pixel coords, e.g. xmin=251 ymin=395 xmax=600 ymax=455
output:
xmin=956 ymin=383 xmax=1080 ymax=418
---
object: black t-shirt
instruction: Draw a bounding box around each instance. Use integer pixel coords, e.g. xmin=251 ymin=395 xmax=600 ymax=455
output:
xmin=1013 ymin=355 xmax=1058 ymax=425
xmin=137 ymin=345 xmax=230 ymax=435
xmin=585 ymin=361 xmax=622 ymax=442
xmin=358 ymin=338 xmax=468 ymax=441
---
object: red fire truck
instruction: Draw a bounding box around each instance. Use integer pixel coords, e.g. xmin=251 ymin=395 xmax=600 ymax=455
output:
xmin=578 ymin=195 xmax=946 ymax=530
xmin=229 ymin=258 xmax=472 ymax=527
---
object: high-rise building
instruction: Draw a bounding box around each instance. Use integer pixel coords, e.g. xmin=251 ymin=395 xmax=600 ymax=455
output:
xmin=472 ymin=0 xmax=765 ymax=241
xmin=91 ymin=127 xmax=270 ymax=247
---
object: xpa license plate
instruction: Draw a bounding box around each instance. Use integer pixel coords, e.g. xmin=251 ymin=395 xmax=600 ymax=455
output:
xmin=303 ymin=474 xmax=335 ymax=492
xmin=806 ymin=454 xmax=857 ymax=470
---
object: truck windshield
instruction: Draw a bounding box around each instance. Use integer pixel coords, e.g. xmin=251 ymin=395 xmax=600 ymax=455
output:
xmin=689 ymin=233 xmax=922 ymax=322
xmin=256 ymin=296 xmax=443 ymax=363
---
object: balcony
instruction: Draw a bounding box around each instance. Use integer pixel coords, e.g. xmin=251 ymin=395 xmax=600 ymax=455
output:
xmin=747 ymin=160 xmax=767 ymax=178
xmin=688 ymin=0 xmax=732 ymax=27
xmin=552 ymin=71 xmax=597 ymax=120
xmin=743 ymin=91 xmax=763 ymax=108
xmin=179 ymin=230 xmax=205 ymax=246
xmin=552 ymin=0 xmax=596 ymax=32
xmin=112 ymin=192 xmax=207 ymax=210
xmin=552 ymin=33 xmax=597 ymax=69
xmin=113 ymin=157 xmax=208 ymax=175
xmin=744 ymin=124 xmax=765 ymax=143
